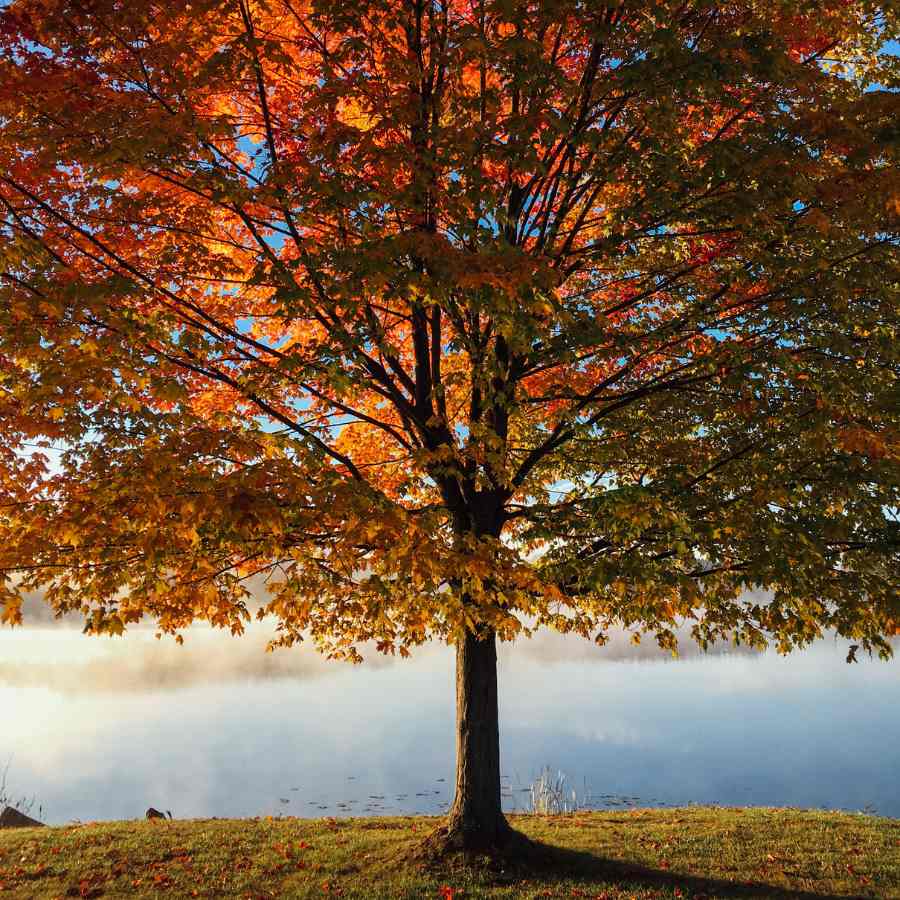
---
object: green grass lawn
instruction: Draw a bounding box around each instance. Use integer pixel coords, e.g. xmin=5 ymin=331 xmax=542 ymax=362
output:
xmin=1 ymin=807 xmax=898 ymax=899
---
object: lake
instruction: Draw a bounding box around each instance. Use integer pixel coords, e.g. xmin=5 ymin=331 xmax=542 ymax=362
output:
xmin=1 ymin=621 xmax=898 ymax=824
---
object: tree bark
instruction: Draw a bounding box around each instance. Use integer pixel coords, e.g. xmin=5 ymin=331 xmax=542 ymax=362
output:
xmin=443 ymin=625 xmax=511 ymax=850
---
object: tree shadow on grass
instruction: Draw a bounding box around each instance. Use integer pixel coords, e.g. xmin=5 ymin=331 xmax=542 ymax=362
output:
xmin=504 ymin=840 xmax=868 ymax=900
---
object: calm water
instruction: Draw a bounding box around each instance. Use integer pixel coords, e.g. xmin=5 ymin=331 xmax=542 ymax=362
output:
xmin=1 ymin=621 xmax=898 ymax=824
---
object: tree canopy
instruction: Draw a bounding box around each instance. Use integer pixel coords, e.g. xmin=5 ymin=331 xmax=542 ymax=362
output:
xmin=1 ymin=0 xmax=898 ymax=661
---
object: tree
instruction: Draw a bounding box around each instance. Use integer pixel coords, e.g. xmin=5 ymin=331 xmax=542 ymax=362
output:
xmin=1 ymin=0 xmax=898 ymax=854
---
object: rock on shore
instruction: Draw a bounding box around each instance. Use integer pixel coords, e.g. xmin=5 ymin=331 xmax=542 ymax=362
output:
xmin=0 ymin=806 xmax=44 ymax=828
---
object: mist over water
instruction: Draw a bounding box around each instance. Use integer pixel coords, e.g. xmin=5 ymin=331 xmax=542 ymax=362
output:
xmin=2 ymin=620 xmax=898 ymax=825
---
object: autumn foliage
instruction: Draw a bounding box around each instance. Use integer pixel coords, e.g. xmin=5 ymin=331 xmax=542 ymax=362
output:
xmin=0 ymin=1 xmax=898 ymax=657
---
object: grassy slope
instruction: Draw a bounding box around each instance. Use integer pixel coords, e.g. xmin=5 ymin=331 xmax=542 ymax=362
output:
xmin=1 ymin=808 xmax=898 ymax=899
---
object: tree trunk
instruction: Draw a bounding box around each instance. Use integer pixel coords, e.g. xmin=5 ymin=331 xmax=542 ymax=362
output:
xmin=443 ymin=626 xmax=512 ymax=850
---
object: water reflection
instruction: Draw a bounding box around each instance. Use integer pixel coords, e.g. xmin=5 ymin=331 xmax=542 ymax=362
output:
xmin=1 ymin=621 xmax=897 ymax=824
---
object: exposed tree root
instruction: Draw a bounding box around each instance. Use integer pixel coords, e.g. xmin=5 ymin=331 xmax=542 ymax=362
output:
xmin=400 ymin=814 xmax=546 ymax=872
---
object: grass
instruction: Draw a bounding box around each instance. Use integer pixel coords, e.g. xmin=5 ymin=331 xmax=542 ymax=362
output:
xmin=1 ymin=807 xmax=898 ymax=899
xmin=523 ymin=767 xmax=586 ymax=816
